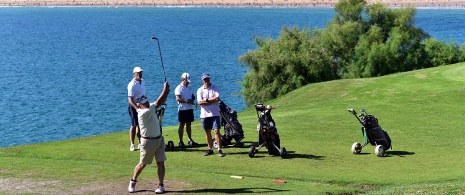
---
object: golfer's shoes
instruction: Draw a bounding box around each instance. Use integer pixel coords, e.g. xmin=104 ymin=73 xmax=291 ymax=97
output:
xmin=204 ymin=149 xmax=213 ymax=156
xmin=138 ymin=144 xmax=141 ymax=150
xmin=217 ymin=149 xmax=225 ymax=157
xmin=130 ymin=144 xmax=136 ymax=151
xmin=188 ymin=140 xmax=198 ymax=146
xmin=155 ymin=185 xmax=165 ymax=194
xmin=128 ymin=179 xmax=136 ymax=193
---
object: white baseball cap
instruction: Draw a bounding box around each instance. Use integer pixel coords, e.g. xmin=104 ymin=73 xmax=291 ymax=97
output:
xmin=133 ymin=66 xmax=143 ymax=73
xmin=181 ymin=72 xmax=191 ymax=82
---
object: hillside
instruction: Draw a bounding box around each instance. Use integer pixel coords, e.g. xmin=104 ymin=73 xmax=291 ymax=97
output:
xmin=1 ymin=63 xmax=465 ymax=194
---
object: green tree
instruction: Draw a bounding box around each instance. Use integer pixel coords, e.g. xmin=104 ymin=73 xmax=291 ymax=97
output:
xmin=346 ymin=5 xmax=429 ymax=78
xmin=239 ymin=0 xmax=465 ymax=106
xmin=239 ymin=26 xmax=334 ymax=106
xmin=424 ymin=38 xmax=462 ymax=67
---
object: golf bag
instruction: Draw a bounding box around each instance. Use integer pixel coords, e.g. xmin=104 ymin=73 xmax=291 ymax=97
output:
xmin=348 ymin=109 xmax=391 ymax=157
xmin=213 ymin=101 xmax=244 ymax=148
xmin=248 ymin=104 xmax=287 ymax=159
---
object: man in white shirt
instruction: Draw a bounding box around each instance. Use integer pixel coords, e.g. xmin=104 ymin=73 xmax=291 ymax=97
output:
xmin=196 ymin=72 xmax=224 ymax=157
xmin=174 ymin=73 xmax=198 ymax=149
xmin=127 ymin=66 xmax=146 ymax=151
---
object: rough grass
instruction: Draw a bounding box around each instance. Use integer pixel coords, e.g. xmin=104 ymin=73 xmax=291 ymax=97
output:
xmin=1 ymin=63 xmax=465 ymax=194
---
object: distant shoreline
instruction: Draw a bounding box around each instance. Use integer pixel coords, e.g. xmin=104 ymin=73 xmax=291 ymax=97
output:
xmin=1 ymin=0 xmax=465 ymax=8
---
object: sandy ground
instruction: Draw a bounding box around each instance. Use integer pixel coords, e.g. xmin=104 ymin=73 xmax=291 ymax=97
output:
xmin=1 ymin=0 xmax=465 ymax=8
xmin=0 ymin=177 xmax=192 ymax=194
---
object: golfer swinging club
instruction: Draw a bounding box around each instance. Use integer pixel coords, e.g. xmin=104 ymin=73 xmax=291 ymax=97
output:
xmin=128 ymin=81 xmax=170 ymax=194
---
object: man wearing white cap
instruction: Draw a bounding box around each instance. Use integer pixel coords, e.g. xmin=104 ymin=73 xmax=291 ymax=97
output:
xmin=174 ymin=73 xmax=198 ymax=149
xmin=127 ymin=66 xmax=146 ymax=151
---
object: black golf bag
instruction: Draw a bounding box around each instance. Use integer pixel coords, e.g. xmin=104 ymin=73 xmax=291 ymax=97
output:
xmin=360 ymin=114 xmax=391 ymax=149
xmin=348 ymin=109 xmax=391 ymax=157
xmin=213 ymin=101 xmax=244 ymax=148
xmin=248 ymin=104 xmax=287 ymax=158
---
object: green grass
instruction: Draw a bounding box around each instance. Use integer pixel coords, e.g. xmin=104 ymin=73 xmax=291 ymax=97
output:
xmin=2 ymin=63 xmax=465 ymax=194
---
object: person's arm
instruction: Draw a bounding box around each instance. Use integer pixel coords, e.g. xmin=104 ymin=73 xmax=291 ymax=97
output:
xmin=128 ymin=83 xmax=138 ymax=109
xmin=154 ymin=82 xmax=170 ymax=107
xmin=176 ymin=95 xmax=191 ymax=104
xmin=128 ymin=96 xmax=138 ymax=109
xmin=206 ymin=85 xmax=220 ymax=103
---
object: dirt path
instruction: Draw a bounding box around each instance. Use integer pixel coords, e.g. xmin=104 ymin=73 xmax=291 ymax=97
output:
xmin=0 ymin=177 xmax=191 ymax=194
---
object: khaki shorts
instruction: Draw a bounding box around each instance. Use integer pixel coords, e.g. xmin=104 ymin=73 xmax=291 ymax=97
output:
xmin=140 ymin=136 xmax=167 ymax=164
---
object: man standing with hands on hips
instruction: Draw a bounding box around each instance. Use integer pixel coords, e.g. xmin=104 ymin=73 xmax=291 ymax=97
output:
xmin=197 ymin=72 xmax=224 ymax=157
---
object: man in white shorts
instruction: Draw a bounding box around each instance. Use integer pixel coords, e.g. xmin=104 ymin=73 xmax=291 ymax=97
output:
xmin=128 ymin=81 xmax=170 ymax=194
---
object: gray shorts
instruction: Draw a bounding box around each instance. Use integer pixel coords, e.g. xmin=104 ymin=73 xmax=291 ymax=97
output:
xmin=140 ymin=136 xmax=167 ymax=164
xmin=201 ymin=116 xmax=221 ymax=130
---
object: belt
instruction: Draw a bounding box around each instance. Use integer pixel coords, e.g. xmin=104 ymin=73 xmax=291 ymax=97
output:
xmin=142 ymin=135 xmax=162 ymax=139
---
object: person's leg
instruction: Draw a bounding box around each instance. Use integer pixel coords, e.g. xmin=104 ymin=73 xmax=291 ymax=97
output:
xmin=132 ymin=163 xmax=146 ymax=181
xmin=205 ymin=129 xmax=212 ymax=149
xmin=202 ymin=118 xmax=213 ymax=156
xmin=178 ymin=122 xmax=185 ymax=143
xmin=213 ymin=116 xmax=222 ymax=148
xmin=129 ymin=106 xmax=139 ymax=150
xmin=156 ymin=161 xmax=165 ymax=185
xmin=136 ymin=125 xmax=141 ymax=145
xmin=128 ymin=163 xmax=145 ymax=192
xmin=154 ymin=138 xmax=167 ymax=193
xmin=129 ymin=125 xmax=136 ymax=145
xmin=212 ymin=116 xmax=224 ymax=157
xmin=214 ymin=128 xmax=221 ymax=150
xmin=186 ymin=109 xmax=195 ymax=143
xmin=186 ymin=122 xmax=192 ymax=141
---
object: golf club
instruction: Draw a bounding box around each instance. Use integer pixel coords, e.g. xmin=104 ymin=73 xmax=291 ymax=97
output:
xmin=151 ymin=37 xmax=167 ymax=82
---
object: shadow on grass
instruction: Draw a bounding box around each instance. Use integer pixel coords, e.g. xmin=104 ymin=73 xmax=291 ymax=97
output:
xmin=285 ymin=151 xmax=325 ymax=160
xmin=169 ymin=187 xmax=289 ymax=193
xmin=386 ymin=150 xmax=415 ymax=157
xmin=167 ymin=142 xmax=324 ymax=160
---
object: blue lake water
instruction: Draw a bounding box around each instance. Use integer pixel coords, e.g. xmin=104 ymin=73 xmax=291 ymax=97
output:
xmin=0 ymin=7 xmax=464 ymax=148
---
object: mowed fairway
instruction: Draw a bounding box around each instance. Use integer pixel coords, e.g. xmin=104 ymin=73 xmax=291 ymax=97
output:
xmin=1 ymin=63 xmax=465 ymax=194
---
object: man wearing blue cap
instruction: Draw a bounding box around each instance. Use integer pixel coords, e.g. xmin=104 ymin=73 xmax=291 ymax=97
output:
xmin=196 ymin=72 xmax=224 ymax=157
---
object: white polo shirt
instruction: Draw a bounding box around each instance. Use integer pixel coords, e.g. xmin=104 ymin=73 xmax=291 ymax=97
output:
xmin=196 ymin=83 xmax=220 ymax=118
xmin=127 ymin=78 xmax=146 ymax=103
xmin=174 ymin=83 xmax=194 ymax=111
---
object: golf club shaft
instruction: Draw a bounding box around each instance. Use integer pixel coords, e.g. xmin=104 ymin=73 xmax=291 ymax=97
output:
xmin=152 ymin=37 xmax=167 ymax=82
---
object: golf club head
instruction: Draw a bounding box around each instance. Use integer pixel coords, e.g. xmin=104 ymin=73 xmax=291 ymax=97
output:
xmin=151 ymin=37 xmax=158 ymax=40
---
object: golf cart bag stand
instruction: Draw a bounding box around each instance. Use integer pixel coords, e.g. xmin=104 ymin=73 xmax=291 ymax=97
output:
xmin=213 ymin=101 xmax=245 ymax=148
xmin=248 ymin=103 xmax=287 ymax=159
xmin=348 ymin=108 xmax=392 ymax=157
